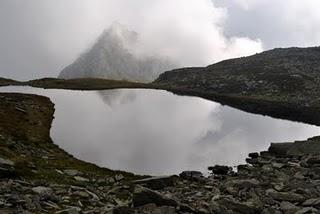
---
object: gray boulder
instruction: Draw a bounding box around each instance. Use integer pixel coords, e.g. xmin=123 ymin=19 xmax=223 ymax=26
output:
xmin=132 ymin=185 xmax=178 ymax=208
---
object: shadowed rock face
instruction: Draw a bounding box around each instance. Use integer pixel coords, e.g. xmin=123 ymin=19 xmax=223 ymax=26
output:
xmin=59 ymin=23 xmax=177 ymax=82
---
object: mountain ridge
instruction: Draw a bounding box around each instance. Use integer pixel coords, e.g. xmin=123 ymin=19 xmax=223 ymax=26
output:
xmin=155 ymin=46 xmax=320 ymax=103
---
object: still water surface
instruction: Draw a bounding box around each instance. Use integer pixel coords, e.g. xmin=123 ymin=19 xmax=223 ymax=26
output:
xmin=1 ymin=86 xmax=320 ymax=175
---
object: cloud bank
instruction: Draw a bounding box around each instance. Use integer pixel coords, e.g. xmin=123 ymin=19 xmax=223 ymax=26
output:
xmin=216 ymin=0 xmax=320 ymax=49
xmin=0 ymin=0 xmax=262 ymax=80
xmin=1 ymin=0 xmax=320 ymax=80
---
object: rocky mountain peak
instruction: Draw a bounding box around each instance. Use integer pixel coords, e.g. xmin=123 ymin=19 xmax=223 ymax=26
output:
xmin=59 ymin=23 xmax=177 ymax=82
xmin=96 ymin=22 xmax=138 ymax=52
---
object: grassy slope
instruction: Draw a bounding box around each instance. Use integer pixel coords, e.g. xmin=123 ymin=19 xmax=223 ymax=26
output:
xmin=26 ymin=78 xmax=154 ymax=90
xmin=0 ymin=92 xmax=142 ymax=184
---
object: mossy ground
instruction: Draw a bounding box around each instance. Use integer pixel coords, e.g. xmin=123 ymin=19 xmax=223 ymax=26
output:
xmin=25 ymin=78 xmax=155 ymax=90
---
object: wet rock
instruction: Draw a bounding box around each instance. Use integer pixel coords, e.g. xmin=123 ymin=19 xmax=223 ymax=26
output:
xmin=208 ymin=165 xmax=232 ymax=175
xmin=132 ymin=185 xmax=178 ymax=207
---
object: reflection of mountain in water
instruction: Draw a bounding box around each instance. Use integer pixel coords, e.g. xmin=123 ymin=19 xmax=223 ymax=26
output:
xmin=59 ymin=22 xmax=177 ymax=82
xmin=97 ymin=90 xmax=137 ymax=108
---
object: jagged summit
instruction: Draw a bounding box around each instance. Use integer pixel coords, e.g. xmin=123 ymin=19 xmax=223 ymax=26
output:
xmin=59 ymin=23 xmax=176 ymax=82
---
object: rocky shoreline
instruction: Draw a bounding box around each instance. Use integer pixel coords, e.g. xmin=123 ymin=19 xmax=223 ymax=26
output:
xmin=1 ymin=89 xmax=320 ymax=213
xmin=4 ymin=76 xmax=320 ymax=128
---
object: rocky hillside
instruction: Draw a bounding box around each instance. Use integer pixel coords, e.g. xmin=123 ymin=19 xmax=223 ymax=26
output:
xmin=155 ymin=47 xmax=320 ymax=125
xmin=0 ymin=77 xmax=18 ymax=86
xmin=156 ymin=47 xmax=320 ymax=103
xmin=59 ymin=23 xmax=177 ymax=82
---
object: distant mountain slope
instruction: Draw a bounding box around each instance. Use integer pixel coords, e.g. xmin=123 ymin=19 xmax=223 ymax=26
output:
xmin=155 ymin=47 xmax=320 ymax=105
xmin=59 ymin=23 xmax=177 ymax=82
xmin=0 ymin=77 xmax=18 ymax=86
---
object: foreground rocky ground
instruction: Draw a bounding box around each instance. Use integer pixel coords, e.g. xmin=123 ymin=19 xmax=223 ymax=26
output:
xmin=1 ymin=91 xmax=320 ymax=213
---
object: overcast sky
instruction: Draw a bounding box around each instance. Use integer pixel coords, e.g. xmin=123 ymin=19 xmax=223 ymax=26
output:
xmin=0 ymin=0 xmax=320 ymax=80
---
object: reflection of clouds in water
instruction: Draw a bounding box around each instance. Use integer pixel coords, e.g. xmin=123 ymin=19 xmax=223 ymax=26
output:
xmin=1 ymin=86 xmax=319 ymax=175
xmin=94 ymin=90 xmax=222 ymax=174
xmin=193 ymin=107 xmax=320 ymax=167
xmin=97 ymin=90 xmax=137 ymax=108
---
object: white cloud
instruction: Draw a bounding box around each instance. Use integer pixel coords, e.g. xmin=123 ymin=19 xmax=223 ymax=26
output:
xmin=231 ymin=0 xmax=259 ymax=10
xmin=3 ymin=0 xmax=320 ymax=80
xmin=0 ymin=0 xmax=263 ymax=80
xmin=124 ymin=0 xmax=263 ymax=66
xmin=218 ymin=0 xmax=320 ymax=49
